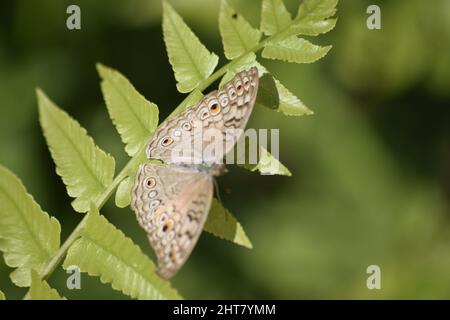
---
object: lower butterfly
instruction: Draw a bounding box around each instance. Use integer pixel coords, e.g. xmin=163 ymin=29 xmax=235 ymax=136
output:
xmin=131 ymin=67 xmax=259 ymax=279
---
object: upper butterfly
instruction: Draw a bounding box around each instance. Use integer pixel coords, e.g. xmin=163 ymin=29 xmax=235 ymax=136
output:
xmin=131 ymin=67 xmax=259 ymax=279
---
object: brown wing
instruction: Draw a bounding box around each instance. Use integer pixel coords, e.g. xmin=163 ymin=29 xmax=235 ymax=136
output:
xmin=145 ymin=67 xmax=259 ymax=165
xmin=131 ymin=163 xmax=213 ymax=279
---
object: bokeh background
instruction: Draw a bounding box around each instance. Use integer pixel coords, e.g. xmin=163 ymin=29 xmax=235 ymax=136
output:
xmin=1 ymin=0 xmax=449 ymax=299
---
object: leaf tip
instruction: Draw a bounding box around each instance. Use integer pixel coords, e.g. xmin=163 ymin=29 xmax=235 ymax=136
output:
xmin=35 ymin=87 xmax=47 ymax=105
xmin=96 ymin=62 xmax=107 ymax=76
xmin=162 ymin=0 xmax=172 ymax=12
xmin=243 ymin=241 xmax=253 ymax=249
xmin=35 ymin=87 xmax=52 ymax=116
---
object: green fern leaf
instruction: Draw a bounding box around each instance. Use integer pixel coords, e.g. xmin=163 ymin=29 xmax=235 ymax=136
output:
xmin=255 ymin=62 xmax=313 ymax=115
xmin=219 ymin=0 xmax=261 ymax=60
xmin=37 ymin=89 xmax=116 ymax=213
xmin=289 ymin=0 xmax=338 ymax=36
xmin=162 ymin=0 xmax=219 ymax=93
xmin=221 ymin=59 xmax=313 ymax=115
xmin=0 ymin=290 xmax=5 ymax=300
xmin=63 ymin=205 xmax=181 ymax=300
xmin=275 ymin=78 xmax=313 ymax=116
xmin=29 ymin=270 xmax=65 ymax=300
xmin=260 ymin=0 xmax=292 ymax=36
xmin=97 ymin=64 xmax=159 ymax=157
xmin=262 ymin=36 xmax=331 ymax=64
xmin=297 ymin=0 xmax=338 ymax=21
xmin=0 ymin=165 xmax=60 ymax=287
xmin=205 ymin=199 xmax=252 ymax=249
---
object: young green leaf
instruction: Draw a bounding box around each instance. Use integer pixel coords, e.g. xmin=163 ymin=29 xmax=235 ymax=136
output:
xmin=29 ymin=270 xmax=65 ymax=300
xmin=219 ymin=0 xmax=261 ymax=60
xmin=115 ymin=177 xmax=133 ymax=209
xmin=63 ymin=205 xmax=181 ymax=300
xmin=288 ymin=0 xmax=338 ymax=36
xmin=0 ymin=165 xmax=61 ymax=287
xmin=97 ymin=64 xmax=159 ymax=157
xmin=245 ymin=146 xmax=292 ymax=176
xmin=162 ymin=0 xmax=219 ymax=93
xmin=0 ymin=290 xmax=5 ymax=300
xmin=37 ymin=89 xmax=115 ymax=213
xmin=204 ymin=199 xmax=253 ymax=249
xmin=260 ymin=0 xmax=292 ymax=36
xmin=297 ymin=0 xmax=338 ymax=21
xmin=263 ymin=36 xmax=331 ymax=64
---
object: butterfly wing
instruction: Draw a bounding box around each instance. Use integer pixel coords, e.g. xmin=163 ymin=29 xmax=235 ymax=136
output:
xmin=131 ymin=163 xmax=213 ymax=279
xmin=146 ymin=67 xmax=259 ymax=165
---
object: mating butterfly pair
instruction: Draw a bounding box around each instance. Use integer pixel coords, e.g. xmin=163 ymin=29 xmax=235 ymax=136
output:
xmin=131 ymin=67 xmax=259 ymax=279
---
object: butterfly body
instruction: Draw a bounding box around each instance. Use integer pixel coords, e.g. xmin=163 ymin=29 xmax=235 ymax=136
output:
xmin=131 ymin=67 xmax=259 ymax=279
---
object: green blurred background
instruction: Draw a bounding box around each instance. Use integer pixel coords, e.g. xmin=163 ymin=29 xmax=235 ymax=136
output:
xmin=1 ymin=0 xmax=450 ymax=299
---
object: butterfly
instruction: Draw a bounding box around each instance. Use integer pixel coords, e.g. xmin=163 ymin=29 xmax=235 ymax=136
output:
xmin=131 ymin=67 xmax=259 ymax=279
